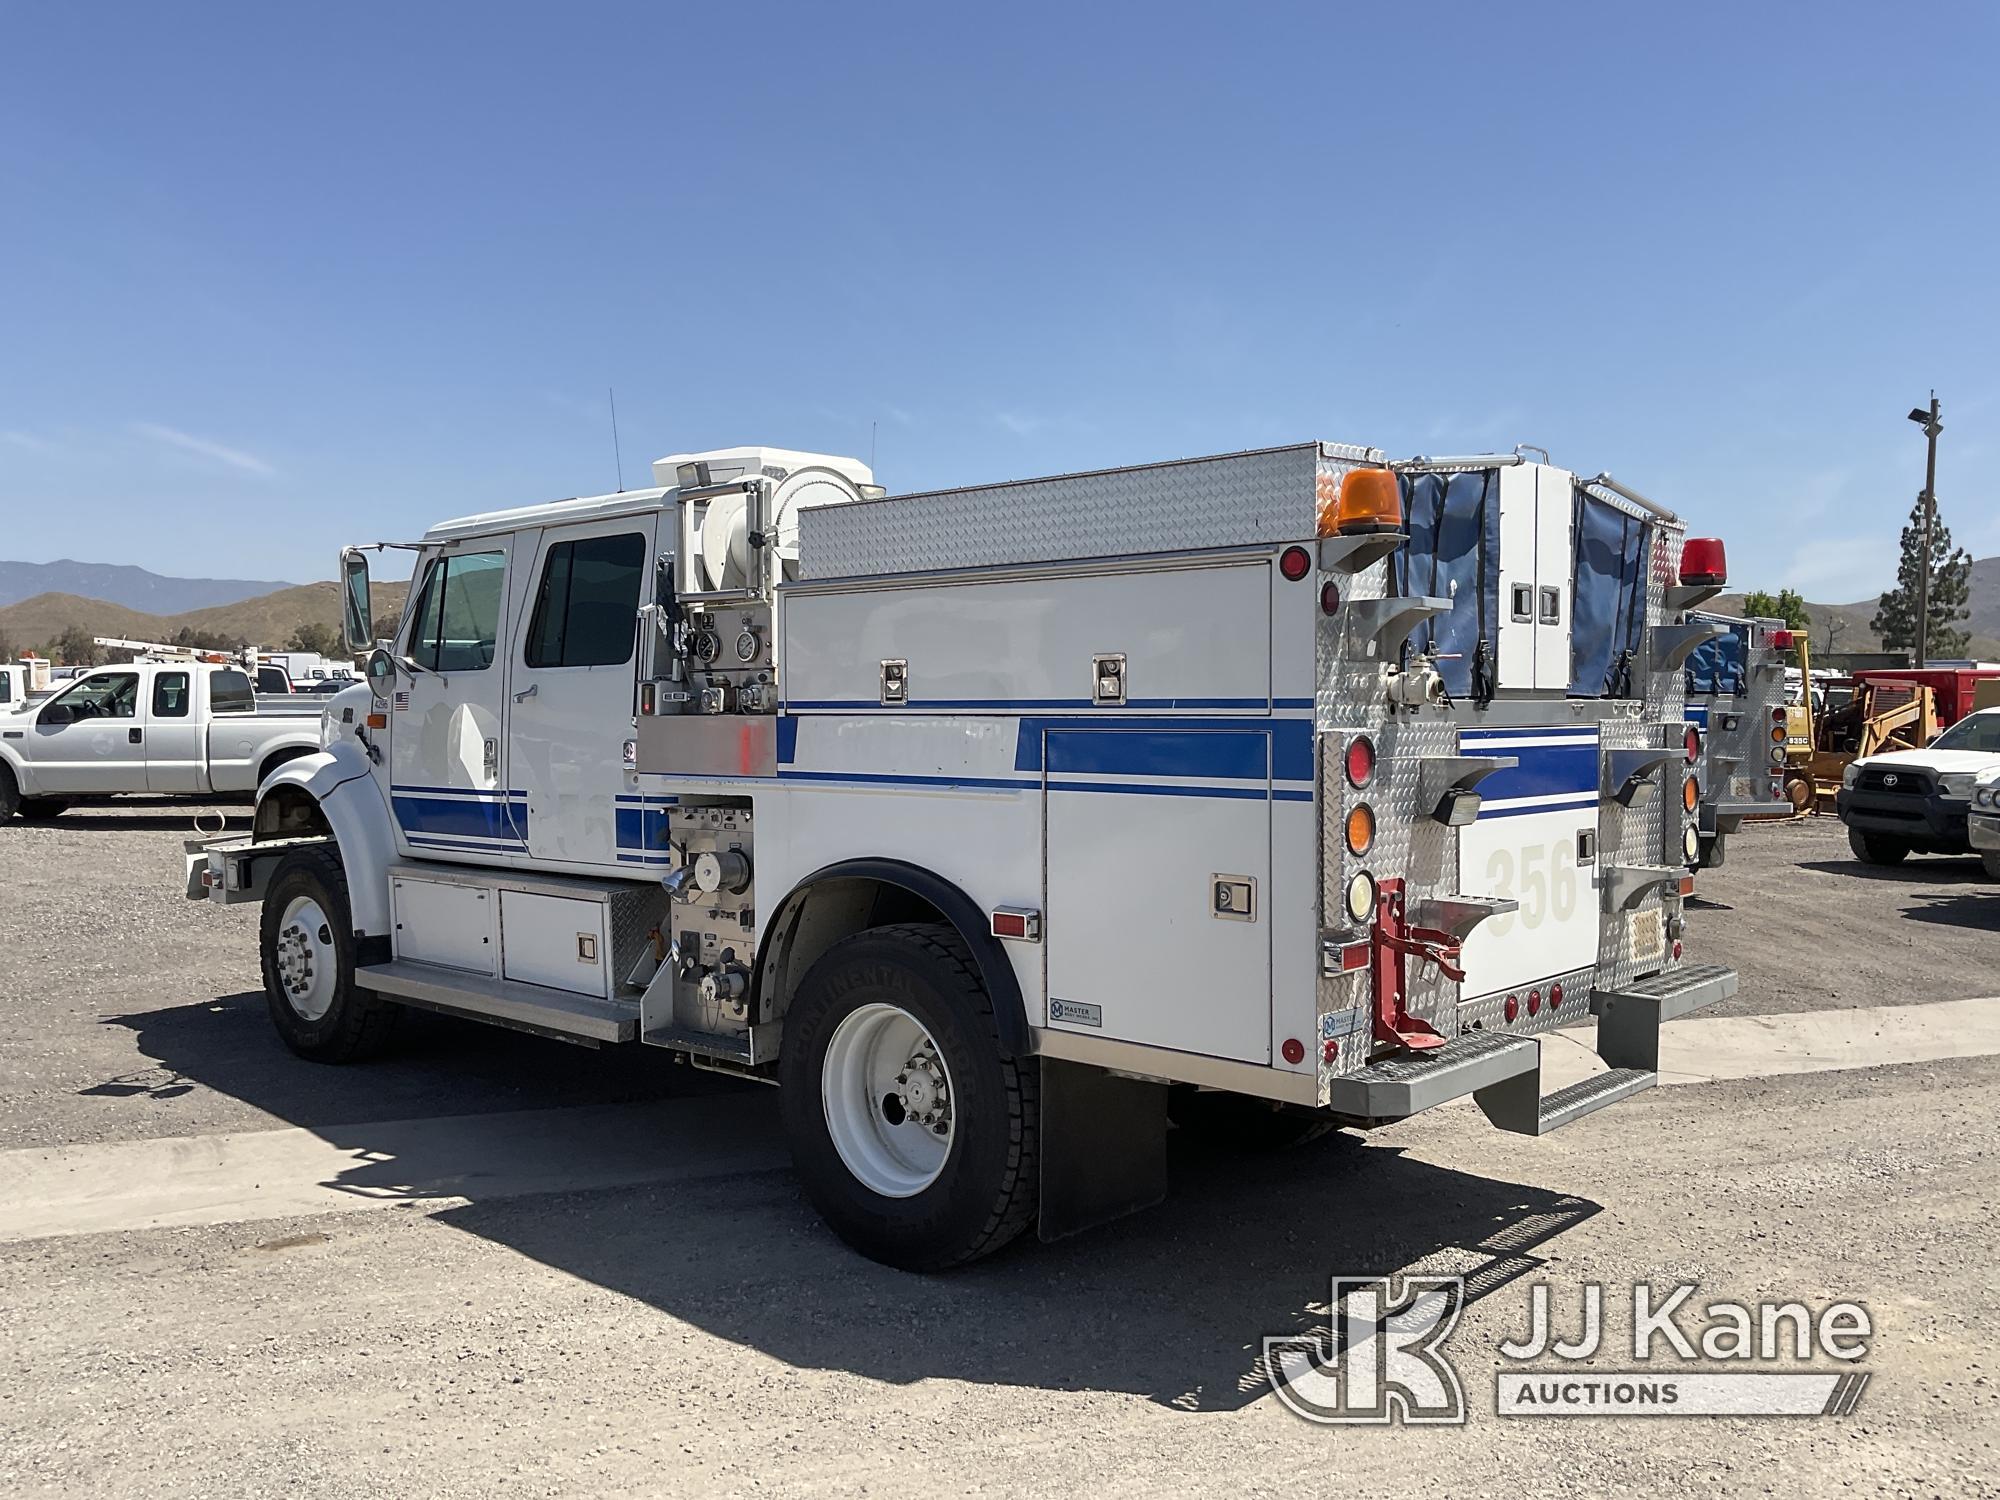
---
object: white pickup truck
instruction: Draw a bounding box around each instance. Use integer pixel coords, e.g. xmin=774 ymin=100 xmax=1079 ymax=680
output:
xmin=0 ymin=659 xmax=324 ymax=821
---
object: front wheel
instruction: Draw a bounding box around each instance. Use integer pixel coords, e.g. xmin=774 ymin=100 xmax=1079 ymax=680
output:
xmin=779 ymin=923 xmax=1038 ymax=1270
xmin=1847 ymin=827 xmax=1910 ymax=866
xmin=1981 ymin=849 xmax=2000 ymax=881
xmin=259 ymin=844 xmax=399 ymax=1062
xmin=0 ymin=763 xmax=19 ymax=821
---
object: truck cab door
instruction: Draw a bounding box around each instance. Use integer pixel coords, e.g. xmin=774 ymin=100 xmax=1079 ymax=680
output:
xmin=388 ymin=539 xmax=524 ymax=861
xmin=30 ymin=669 xmax=144 ymax=794
xmin=144 ymin=668 xmax=203 ymax=793
xmin=506 ymin=517 xmax=658 ymax=869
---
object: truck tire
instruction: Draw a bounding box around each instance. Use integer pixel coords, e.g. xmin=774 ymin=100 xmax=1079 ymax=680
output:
xmin=0 ymin=763 xmax=19 ymax=821
xmin=779 ymin=922 xmax=1038 ymax=1271
xmin=1169 ymin=1087 xmax=1341 ymax=1150
xmin=258 ymin=844 xmax=399 ymax=1063
xmin=16 ymin=798 xmax=69 ymax=821
xmin=1982 ymin=850 xmax=2000 ymax=882
xmin=1846 ymin=827 xmax=1910 ymax=866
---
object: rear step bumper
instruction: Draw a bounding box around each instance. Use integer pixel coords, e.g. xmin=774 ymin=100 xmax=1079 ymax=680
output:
xmin=1325 ymin=963 xmax=1737 ymax=1135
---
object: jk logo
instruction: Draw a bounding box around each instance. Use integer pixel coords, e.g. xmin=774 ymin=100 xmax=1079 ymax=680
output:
xmin=1264 ymin=1276 xmax=1468 ymax=1425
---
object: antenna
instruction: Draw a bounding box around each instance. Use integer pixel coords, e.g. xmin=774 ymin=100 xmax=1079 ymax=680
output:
xmin=609 ymin=386 xmax=626 ymax=492
xmin=870 ymin=419 xmax=878 ymax=471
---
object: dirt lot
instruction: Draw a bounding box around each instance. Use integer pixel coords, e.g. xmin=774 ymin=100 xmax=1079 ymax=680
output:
xmin=1 ymin=804 xmax=1997 ymax=1498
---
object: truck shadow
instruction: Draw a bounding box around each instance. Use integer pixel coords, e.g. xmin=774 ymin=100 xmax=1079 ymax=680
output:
xmin=1898 ymin=893 xmax=2000 ymax=932
xmin=1798 ymin=857 xmax=1990 ymax=884
xmin=101 ymin=990 xmax=1597 ymax=1413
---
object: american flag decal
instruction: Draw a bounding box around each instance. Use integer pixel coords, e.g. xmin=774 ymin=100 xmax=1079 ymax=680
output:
xmin=393 ymin=691 xmax=410 ymax=712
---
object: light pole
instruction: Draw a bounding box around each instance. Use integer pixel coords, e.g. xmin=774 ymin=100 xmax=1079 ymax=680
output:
xmin=1907 ymin=394 xmax=1943 ymax=668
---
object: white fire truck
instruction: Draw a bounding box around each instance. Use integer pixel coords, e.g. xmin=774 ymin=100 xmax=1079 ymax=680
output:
xmin=187 ymin=442 xmax=1738 ymax=1269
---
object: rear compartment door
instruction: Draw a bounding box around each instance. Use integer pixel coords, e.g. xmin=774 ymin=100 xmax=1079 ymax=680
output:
xmin=1043 ymin=727 xmax=1271 ymax=1063
xmin=1455 ymin=724 xmax=1601 ymax=998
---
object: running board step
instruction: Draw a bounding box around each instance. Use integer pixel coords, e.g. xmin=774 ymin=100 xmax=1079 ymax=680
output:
xmin=358 ymin=960 xmax=637 ymax=1044
xmin=1593 ymin=962 xmax=1737 ymax=1071
xmin=1324 ymin=1029 xmax=1538 ymax=1120
xmin=641 ymin=1021 xmax=781 ymax=1067
xmin=1476 ymin=1065 xmax=1657 ymax=1136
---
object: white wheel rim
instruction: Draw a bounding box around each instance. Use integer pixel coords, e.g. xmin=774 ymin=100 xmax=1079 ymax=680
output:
xmin=821 ymin=1002 xmax=955 ymax=1198
xmin=275 ymin=895 xmax=337 ymax=1022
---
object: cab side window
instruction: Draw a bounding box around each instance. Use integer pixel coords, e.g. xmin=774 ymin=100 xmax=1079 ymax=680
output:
xmin=524 ymin=533 xmax=646 ymax=668
xmin=408 ymin=551 xmax=506 ymax=672
xmin=54 ymin=672 xmax=141 ymax=719
xmin=152 ymin=671 xmax=191 ymax=717
xmin=210 ymin=669 xmax=255 ymax=714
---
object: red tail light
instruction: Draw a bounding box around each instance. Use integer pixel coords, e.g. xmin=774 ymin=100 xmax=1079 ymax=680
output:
xmin=1680 ymin=537 xmax=1727 ymax=586
xmin=1279 ymin=545 xmax=1312 ymax=582
xmin=1684 ymin=725 xmax=1701 ymax=763
xmin=1345 ymin=735 xmax=1376 ymax=788
xmin=1320 ymin=581 xmax=1342 ymax=615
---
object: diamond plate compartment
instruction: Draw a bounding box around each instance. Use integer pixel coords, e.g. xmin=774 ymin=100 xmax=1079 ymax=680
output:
xmin=1457 ymin=964 xmax=1594 ymax=1039
xmin=797 ymin=442 xmax=1381 ymax=580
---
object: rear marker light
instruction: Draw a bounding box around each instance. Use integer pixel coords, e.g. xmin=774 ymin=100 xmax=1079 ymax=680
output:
xmin=1683 ymin=776 xmax=1700 ymax=812
xmin=1345 ymin=803 xmax=1376 ymax=856
xmin=1322 ymin=1039 xmax=1339 ymax=1063
xmin=1345 ymin=735 xmax=1376 ymax=788
xmin=1772 ymin=707 xmax=1786 ymax=723
xmin=1282 ymin=1037 xmax=1306 ymax=1065
xmin=366 ymin=713 xmax=388 ymax=729
xmin=1339 ymin=940 xmax=1370 ymax=972
xmin=1672 ymin=939 xmax=1684 ymax=961
xmin=990 ymin=907 xmax=1041 ymax=942
xmin=1527 ymin=989 xmax=1542 ymax=1017
xmin=1770 ymin=725 xmax=1787 ymax=743
xmin=1503 ymin=995 xmax=1519 ymax=1023
xmin=1684 ymin=726 xmax=1702 ymax=763
xmin=1320 ymin=580 xmax=1342 ymax=615
xmin=1678 ymin=875 xmax=1696 ymax=897
xmin=1549 ymin=983 xmax=1564 ymax=1009
xmin=1279 ymin=545 xmax=1313 ymax=582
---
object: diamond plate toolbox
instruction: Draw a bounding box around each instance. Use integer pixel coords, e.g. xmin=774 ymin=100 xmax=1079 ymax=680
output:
xmin=797 ymin=441 xmax=1382 ymax=580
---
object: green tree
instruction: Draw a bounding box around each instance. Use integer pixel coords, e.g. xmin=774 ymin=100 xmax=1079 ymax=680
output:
xmin=53 ymin=623 xmax=103 ymax=668
xmin=1872 ymin=496 xmax=1971 ymax=659
xmin=1739 ymin=588 xmax=1810 ymax=631
xmin=285 ymin=620 xmax=343 ymax=656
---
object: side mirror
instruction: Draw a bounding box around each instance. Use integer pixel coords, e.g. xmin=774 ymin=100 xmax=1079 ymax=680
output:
xmin=341 ymin=549 xmax=374 ymax=654
xmin=365 ymin=647 xmax=397 ymax=697
xmin=40 ymin=703 xmax=74 ymax=726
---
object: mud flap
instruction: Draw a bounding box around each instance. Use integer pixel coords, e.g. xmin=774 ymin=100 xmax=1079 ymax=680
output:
xmin=1036 ymin=1057 xmax=1168 ymax=1243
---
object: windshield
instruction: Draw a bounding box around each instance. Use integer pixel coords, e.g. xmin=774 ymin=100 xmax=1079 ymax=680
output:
xmin=1929 ymin=713 xmax=2000 ymax=753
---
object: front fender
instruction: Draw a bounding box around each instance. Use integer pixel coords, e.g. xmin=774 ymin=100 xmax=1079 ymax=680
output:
xmin=256 ymin=743 xmax=397 ymax=937
xmin=0 ymin=737 xmax=32 ymax=795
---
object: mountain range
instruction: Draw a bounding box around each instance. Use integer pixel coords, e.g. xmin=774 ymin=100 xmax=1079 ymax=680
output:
xmin=0 ymin=555 xmax=1994 ymax=664
xmin=0 ymin=559 xmax=295 ymax=614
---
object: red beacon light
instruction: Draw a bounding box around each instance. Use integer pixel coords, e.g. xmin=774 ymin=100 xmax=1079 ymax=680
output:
xmin=1679 ymin=537 xmax=1728 ymax=587
xmin=1769 ymin=627 xmax=1799 ymax=650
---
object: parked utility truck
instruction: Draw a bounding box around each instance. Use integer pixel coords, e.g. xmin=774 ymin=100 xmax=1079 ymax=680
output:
xmin=1681 ymin=607 xmax=1793 ymax=861
xmin=187 ymin=442 xmax=1739 ymax=1268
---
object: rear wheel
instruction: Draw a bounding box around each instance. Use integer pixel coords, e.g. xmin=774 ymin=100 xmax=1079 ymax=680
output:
xmin=1169 ymin=1087 xmax=1341 ymax=1150
xmin=1982 ymin=850 xmax=2000 ymax=881
xmin=0 ymin=764 xmax=19 ymax=821
xmin=17 ymin=798 xmax=69 ymax=821
xmin=1847 ymin=827 xmax=1910 ymax=866
xmin=779 ymin=923 xmax=1037 ymax=1270
xmin=259 ymin=844 xmax=399 ymax=1062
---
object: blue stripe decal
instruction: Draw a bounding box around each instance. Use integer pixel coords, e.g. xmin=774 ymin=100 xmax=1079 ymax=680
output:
xmin=776 ymin=715 xmax=799 ymax=765
xmin=391 ymin=784 xmax=526 ymax=800
xmin=777 ymin=770 xmax=1026 ymax=792
xmin=1045 ymin=728 xmax=1268 ymax=782
xmin=774 ymin=768 xmax=1308 ymax=802
xmin=1477 ymin=794 xmax=1600 ymax=820
xmin=1463 ymin=744 xmax=1599 ymax=802
xmin=614 ymin=805 xmax=674 ymax=851
xmin=786 ymin=695 xmax=1286 ymax=712
xmin=394 ymin=794 xmax=526 ymax=841
xmin=1683 ymin=704 xmax=1711 ymax=726
xmin=1014 ymin=717 xmax=1313 ymax=781
xmin=405 ymin=832 xmax=524 ymax=853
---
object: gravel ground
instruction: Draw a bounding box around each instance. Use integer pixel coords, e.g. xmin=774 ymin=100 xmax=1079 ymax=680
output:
xmin=0 ymin=801 xmax=1996 ymax=1498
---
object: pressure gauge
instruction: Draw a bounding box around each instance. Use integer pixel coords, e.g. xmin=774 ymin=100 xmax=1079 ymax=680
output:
xmin=735 ymin=629 xmax=760 ymax=663
xmin=689 ymin=628 xmax=720 ymax=664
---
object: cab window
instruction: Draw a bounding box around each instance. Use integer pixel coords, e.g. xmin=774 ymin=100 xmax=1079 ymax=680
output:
xmin=210 ymin=669 xmax=255 ymax=714
xmin=525 ymin=533 xmax=646 ymax=668
xmin=408 ymin=550 xmax=506 ymax=672
xmin=152 ymin=671 xmax=191 ymax=718
xmin=50 ymin=671 xmax=140 ymax=719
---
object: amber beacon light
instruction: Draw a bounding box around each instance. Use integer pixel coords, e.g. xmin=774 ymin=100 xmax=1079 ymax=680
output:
xmin=1318 ymin=467 xmax=1404 ymax=537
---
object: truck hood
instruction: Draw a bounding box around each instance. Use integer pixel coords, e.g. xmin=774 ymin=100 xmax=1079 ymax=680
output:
xmin=1855 ymin=748 xmax=2000 ymax=776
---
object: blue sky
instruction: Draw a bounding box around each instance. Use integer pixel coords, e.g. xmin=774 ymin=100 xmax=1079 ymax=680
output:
xmin=2 ymin=1 xmax=1995 ymax=600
